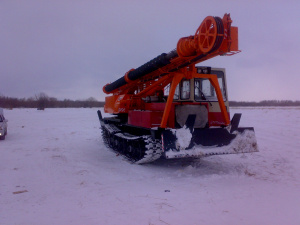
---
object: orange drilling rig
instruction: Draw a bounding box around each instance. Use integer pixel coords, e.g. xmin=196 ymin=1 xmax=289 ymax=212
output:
xmin=98 ymin=14 xmax=258 ymax=163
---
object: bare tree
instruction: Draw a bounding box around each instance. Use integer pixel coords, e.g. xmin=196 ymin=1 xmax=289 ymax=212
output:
xmin=35 ymin=92 xmax=49 ymax=110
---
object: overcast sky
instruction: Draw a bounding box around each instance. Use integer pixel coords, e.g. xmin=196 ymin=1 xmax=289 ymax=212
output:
xmin=1 ymin=0 xmax=300 ymax=101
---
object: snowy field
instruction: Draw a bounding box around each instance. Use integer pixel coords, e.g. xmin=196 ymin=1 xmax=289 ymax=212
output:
xmin=1 ymin=107 xmax=300 ymax=225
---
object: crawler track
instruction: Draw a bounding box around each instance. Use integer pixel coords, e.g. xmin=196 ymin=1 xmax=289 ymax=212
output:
xmin=101 ymin=123 xmax=162 ymax=164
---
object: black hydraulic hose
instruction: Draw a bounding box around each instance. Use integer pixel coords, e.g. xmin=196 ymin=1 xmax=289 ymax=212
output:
xmin=104 ymin=52 xmax=175 ymax=93
xmin=104 ymin=77 xmax=127 ymax=93
xmin=127 ymin=53 xmax=170 ymax=81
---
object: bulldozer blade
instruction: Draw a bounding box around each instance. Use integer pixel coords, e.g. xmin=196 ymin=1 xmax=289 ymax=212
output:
xmin=162 ymin=127 xmax=258 ymax=159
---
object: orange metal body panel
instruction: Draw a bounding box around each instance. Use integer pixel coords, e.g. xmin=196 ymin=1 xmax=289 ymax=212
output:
xmin=128 ymin=111 xmax=163 ymax=128
xmin=230 ymin=26 xmax=239 ymax=51
xmin=144 ymin=103 xmax=166 ymax=111
xmin=104 ymin=95 xmax=119 ymax=114
xmin=144 ymin=103 xmax=176 ymax=128
xmin=131 ymin=102 xmax=212 ymax=129
xmin=104 ymin=94 xmax=131 ymax=114
xmin=209 ymin=112 xmax=230 ymax=126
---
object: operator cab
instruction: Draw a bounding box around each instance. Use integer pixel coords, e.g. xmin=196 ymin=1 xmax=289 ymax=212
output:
xmin=170 ymin=67 xmax=228 ymax=103
xmin=164 ymin=66 xmax=230 ymax=128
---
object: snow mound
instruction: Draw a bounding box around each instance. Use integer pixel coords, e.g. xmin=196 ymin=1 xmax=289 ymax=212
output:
xmin=172 ymin=126 xmax=192 ymax=150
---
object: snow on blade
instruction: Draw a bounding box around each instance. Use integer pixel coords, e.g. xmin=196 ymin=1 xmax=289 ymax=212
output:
xmin=230 ymin=130 xmax=258 ymax=153
xmin=165 ymin=130 xmax=258 ymax=159
xmin=172 ymin=126 xmax=192 ymax=150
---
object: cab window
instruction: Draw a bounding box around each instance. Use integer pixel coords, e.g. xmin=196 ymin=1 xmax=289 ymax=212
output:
xmin=181 ymin=80 xmax=190 ymax=100
xmin=174 ymin=85 xmax=179 ymax=100
xmin=194 ymin=71 xmax=226 ymax=101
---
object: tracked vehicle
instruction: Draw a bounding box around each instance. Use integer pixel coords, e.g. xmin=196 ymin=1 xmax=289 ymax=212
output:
xmin=98 ymin=14 xmax=258 ymax=163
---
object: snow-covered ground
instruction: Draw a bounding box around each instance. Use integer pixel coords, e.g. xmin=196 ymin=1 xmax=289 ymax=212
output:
xmin=1 ymin=107 xmax=300 ymax=225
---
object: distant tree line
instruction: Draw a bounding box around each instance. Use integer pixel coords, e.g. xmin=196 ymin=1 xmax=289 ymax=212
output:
xmin=229 ymin=100 xmax=300 ymax=107
xmin=1 ymin=94 xmax=300 ymax=108
xmin=0 ymin=93 xmax=105 ymax=109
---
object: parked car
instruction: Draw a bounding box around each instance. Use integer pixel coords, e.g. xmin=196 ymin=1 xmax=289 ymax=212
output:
xmin=0 ymin=108 xmax=8 ymax=140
